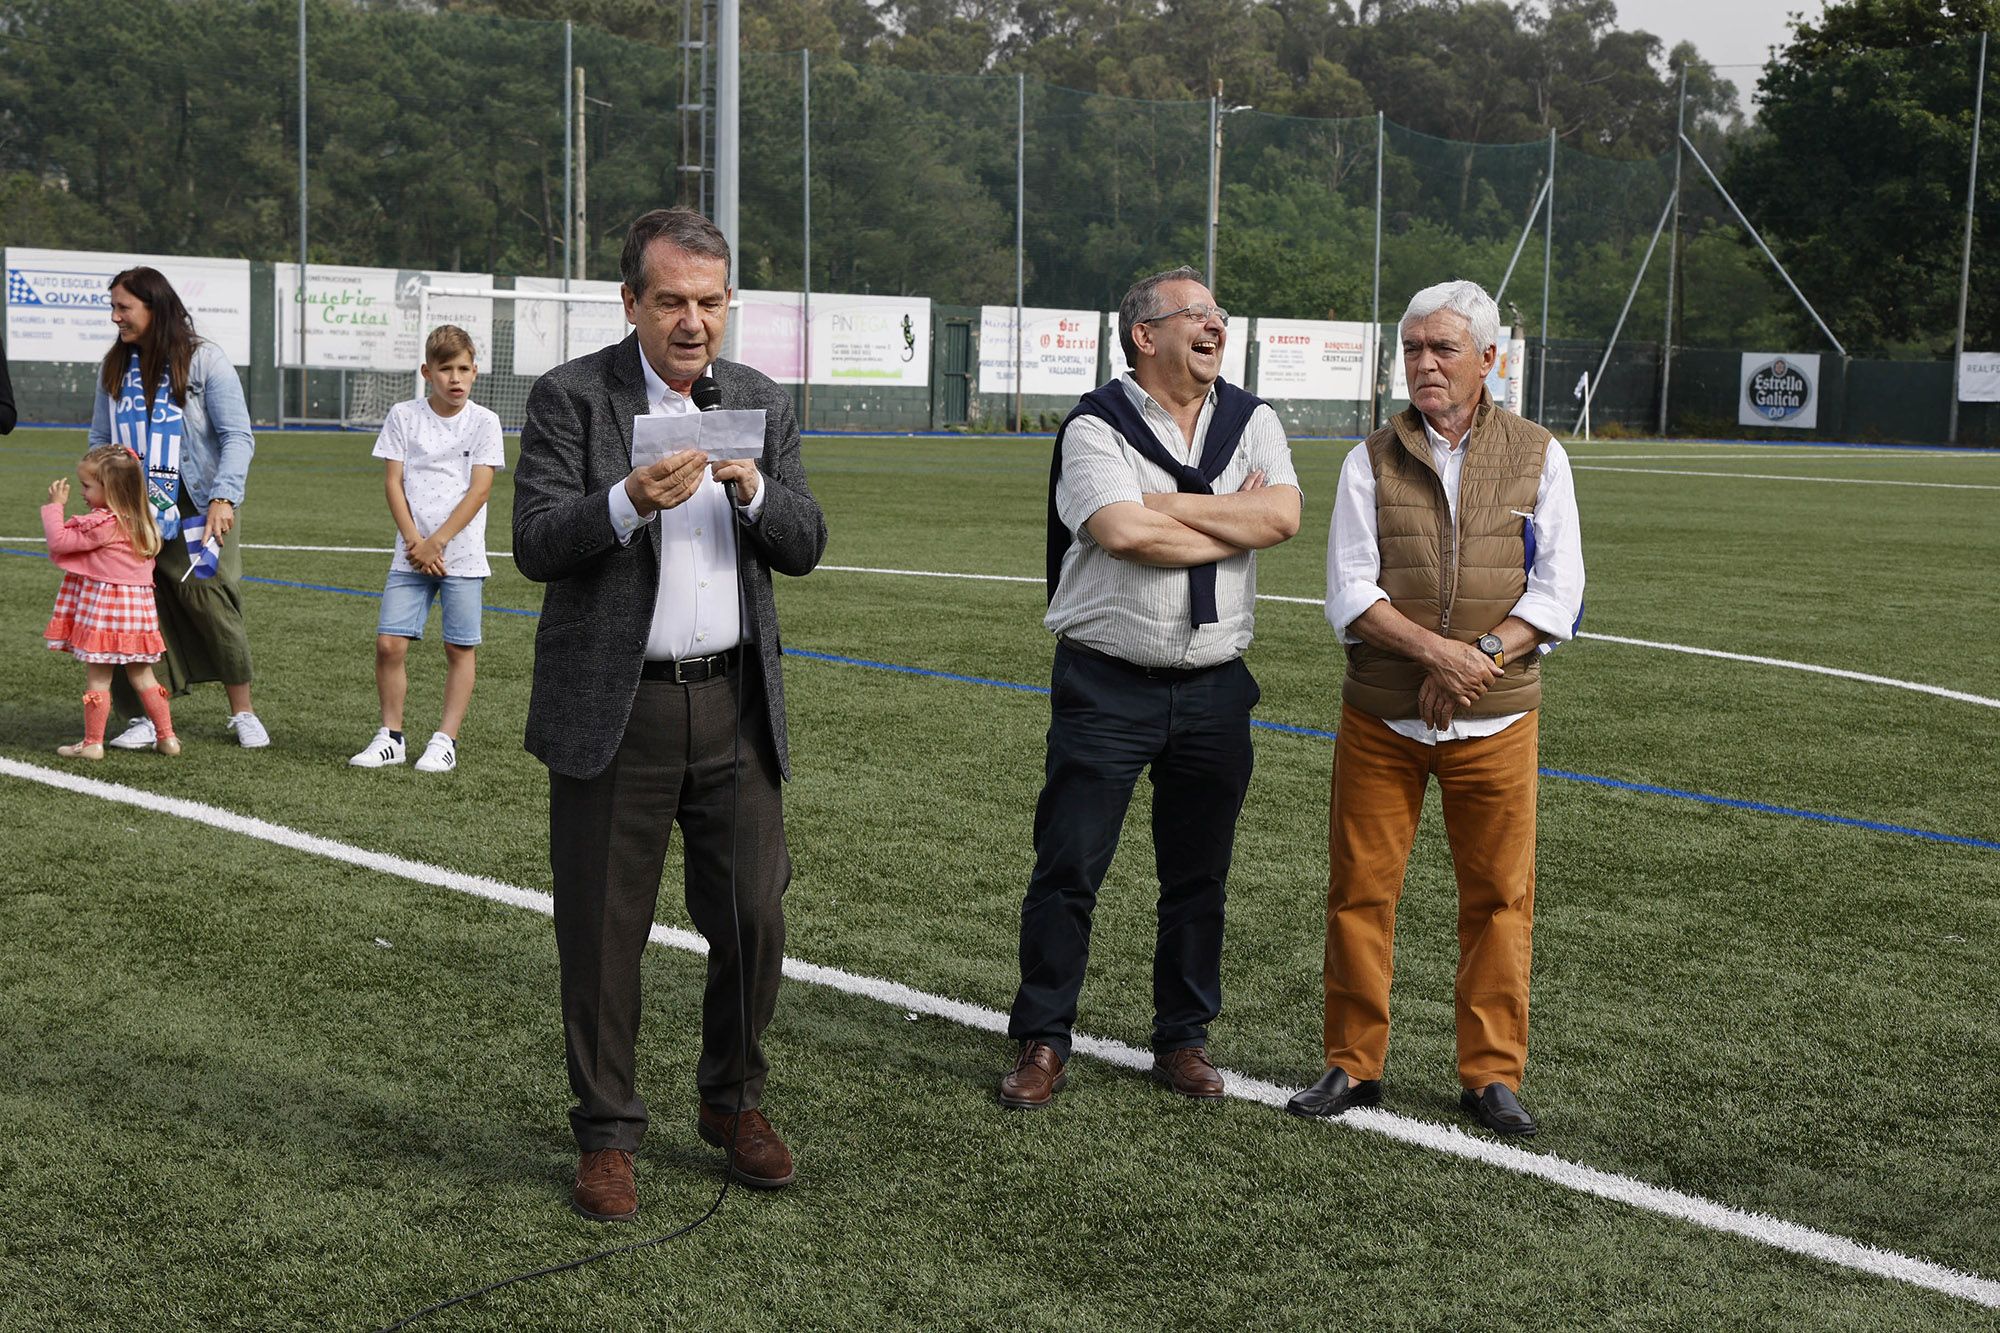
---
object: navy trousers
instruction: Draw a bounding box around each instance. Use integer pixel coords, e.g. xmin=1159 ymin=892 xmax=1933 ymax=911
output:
xmin=1007 ymin=640 xmax=1259 ymax=1060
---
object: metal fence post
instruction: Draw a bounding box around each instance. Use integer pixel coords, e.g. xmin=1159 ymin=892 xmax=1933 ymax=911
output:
xmin=1951 ymin=32 xmax=1988 ymax=445
xmin=1372 ymin=110 xmax=1383 ymax=430
xmin=802 ymin=47 xmax=811 ymax=431
xmin=1660 ymin=67 xmax=1685 ymax=438
xmin=1537 ymin=127 xmax=1553 ymax=424
xmin=297 ymin=0 xmax=309 ymax=421
xmin=1014 ymin=71 xmax=1024 ymax=433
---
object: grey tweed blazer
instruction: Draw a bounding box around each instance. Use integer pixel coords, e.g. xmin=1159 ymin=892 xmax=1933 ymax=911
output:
xmin=512 ymin=335 xmax=828 ymax=780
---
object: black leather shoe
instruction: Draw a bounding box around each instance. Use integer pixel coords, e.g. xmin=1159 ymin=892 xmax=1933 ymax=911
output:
xmin=1461 ymin=1082 xmax=1538 ymax=1137
xmin=1285 ymin=1065 xmax=1383 ymax=1118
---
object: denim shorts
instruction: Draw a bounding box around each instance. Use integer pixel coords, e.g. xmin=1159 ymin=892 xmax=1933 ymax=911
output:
xmin=377 ymin=569 xmax=484 ymax=646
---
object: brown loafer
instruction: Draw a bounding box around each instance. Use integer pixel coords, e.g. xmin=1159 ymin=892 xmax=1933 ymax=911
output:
xmin=572 ymin=1148 xmax=637 ymax=1222
xmin=998 ymin=1040 xmax=1068 ymax=1109
xmin=698 ymin=1104 xmax=796 ymax=1189
xmin=1153 ymin=1045 xmax=1225 ymax=1100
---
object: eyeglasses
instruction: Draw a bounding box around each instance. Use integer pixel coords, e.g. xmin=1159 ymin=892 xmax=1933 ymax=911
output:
xmin=1139 ymin=302 xmax=1229 ymax=327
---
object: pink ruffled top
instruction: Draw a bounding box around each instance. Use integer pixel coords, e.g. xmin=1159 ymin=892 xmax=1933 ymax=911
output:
xmin=42 ymin=504 xmax=154 ymax=585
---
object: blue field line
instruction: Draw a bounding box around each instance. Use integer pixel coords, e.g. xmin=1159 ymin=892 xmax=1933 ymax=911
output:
xmin=1541 ymin=770 xmax=2000 ymax=851
xmin=5 ymin=546 xmax=1989 ymax=850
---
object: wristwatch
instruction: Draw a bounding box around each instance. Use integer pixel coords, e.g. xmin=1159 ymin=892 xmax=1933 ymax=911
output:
xmin=1476 ymin=633 xmax=1505 ymax=667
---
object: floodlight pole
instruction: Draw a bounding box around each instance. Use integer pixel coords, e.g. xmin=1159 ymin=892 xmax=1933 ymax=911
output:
xmin=1372 ymin=110 xmax=1383 ymax=430
xmin=1537 ymin=128 xmax=1554 ymax=423
xmin=1951 ymin=32 xmax=1987 ymax=445
xmin=802 ymin=48 xmax=812 ymax=430
xmin=716 ymin=0 xmax=739 ymax=263
xmin=1015 ymin=71 xmax=1024 ymax=433
xmin=1660 ymin=67 xmax=1686 ymax=437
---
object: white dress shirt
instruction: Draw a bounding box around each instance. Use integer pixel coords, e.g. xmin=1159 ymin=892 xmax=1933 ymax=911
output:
xmin=1325 ymin=414 xmax=1585 ymax=744
xmin=606 ymin=357 xmax=767 ymax=662
xmin=1047 ymin=373 xmax=1300 ymax=669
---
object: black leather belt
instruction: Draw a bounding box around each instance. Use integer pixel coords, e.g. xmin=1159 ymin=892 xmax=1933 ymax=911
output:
xmin=1058 ymin=636 xmax=1222 ymax=681
xmin=641 ymin=647 xmax=739 ymax=683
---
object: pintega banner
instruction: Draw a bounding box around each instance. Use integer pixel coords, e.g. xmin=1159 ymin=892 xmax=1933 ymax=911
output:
xmin=5 ymin=247 xmax=253 ymax=365
xmin=275 ymin=264 xmax=493 ymax=371
xmin=809 ymin=293 xmax=929 ymax=387
xmin=1739 ymin=351 xmax=1821 ymax=429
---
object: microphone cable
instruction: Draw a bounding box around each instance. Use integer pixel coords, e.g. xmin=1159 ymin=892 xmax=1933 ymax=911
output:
xmin=379 ymin=380 xmax=758 ymax=1330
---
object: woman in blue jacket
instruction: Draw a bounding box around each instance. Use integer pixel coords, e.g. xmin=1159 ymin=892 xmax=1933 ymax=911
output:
xmin=90 ymin=266 xmax=270 ymax=749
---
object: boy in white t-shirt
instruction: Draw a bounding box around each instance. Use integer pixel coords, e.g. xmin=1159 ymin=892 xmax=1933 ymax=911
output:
xmin=349 ymin=325 xmax=506 ymax=773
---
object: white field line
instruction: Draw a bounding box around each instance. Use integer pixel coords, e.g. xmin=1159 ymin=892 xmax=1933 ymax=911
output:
xmin=1573 ymin=465 xmax=2000 ymax=491
xmin=4 ymin=754 xmax=1997 ymax=1312
xmin=7 ymin=548 xmax=1992 ymax=709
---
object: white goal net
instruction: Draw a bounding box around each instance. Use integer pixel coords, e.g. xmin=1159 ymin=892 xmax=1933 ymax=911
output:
xmin=342 ymin=284 xmax=629 ymax=431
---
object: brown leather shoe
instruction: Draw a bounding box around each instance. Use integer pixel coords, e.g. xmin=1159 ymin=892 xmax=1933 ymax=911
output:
xmin=1153 ymin=1045 xmax=1225 ymax=1100
xmin=998 ymin=1041 xmax=1067 ymax=1109
xmin=572 ymin=1148 xmax=637 ymax=1222
xmin=698 ymin=1104 xmax=796 ymax=1189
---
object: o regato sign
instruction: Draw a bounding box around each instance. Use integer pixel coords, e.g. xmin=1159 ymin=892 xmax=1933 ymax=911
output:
xmin=1738 ymin=352 xmax=1820 ymax=429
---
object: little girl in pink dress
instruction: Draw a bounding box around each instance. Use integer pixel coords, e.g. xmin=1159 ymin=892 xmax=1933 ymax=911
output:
xmin=43 ymin=444 xmax=179 ymax=759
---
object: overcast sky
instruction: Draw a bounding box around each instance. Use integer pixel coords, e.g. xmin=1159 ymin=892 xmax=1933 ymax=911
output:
xmin=1612 ymin=0 xmax=1827 ymax=117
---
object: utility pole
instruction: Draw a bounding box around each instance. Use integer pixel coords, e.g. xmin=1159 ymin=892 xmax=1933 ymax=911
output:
xmin=1206 ymin=83 xmax=1220 ymax=288
xmin=297 ymin=0 xmax=308 ymax=418
xmin=574 ymin=66 xmax=587 ymax=281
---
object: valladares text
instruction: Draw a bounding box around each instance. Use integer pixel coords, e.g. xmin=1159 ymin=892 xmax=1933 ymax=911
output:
xmin=1748 ymin=358 xmax=1811 ymax=421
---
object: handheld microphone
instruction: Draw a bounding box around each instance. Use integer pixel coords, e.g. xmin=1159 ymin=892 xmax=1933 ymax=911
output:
xmin=691 ymin=375 xmax=733 ymax=503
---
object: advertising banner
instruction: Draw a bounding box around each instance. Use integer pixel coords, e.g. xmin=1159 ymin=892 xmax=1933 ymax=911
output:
xmin=1253 ymin=319 xmax=1374 ymax=401
xmin=5 ymin=247 xmax=253 ymax=365
xmin=275 ymin=264 xmax=493 ymax=371
xmin=511 ymin=276 xmax=626 ymax=377
xmin=733 ymin=289 xmax=806 ymax=385
xmin=1957 ymin=352 xmax=2000 ymax=402
xmin=979 ymin=306 xmax=1101 ymax=395
xmin=1100 ymin=311 xmax=1248 ymax=388
xmin=808 ymin=293 xmax=928 ymax=387
xmin=1503 ymin=336 xmax=1527 ymax=414
xmin=1738 ymin=351 xmax=1820 ymax=429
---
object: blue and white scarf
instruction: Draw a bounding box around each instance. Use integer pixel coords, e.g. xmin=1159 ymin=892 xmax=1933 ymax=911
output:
xmin=111 ymin=350 xmax=186 ymax=540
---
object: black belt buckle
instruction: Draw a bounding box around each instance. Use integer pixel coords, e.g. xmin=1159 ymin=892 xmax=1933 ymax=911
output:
xmin=644 ymin=649 xmax=735 ymax=684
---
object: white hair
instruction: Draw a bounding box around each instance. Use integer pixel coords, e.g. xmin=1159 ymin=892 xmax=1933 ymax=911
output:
xmin=1399 ymin=280 xmax=1501 ymax=354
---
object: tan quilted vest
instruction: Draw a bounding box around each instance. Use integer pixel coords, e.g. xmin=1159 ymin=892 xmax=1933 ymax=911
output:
xmin=1343 ymin=398 xmax=1549 ymax=720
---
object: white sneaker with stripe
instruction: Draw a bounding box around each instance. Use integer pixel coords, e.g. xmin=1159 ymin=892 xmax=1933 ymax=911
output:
xmin=413 ymin=732 xmax=457 ymax=774
xmin=349 ymin=728 xmax=406 ymax=768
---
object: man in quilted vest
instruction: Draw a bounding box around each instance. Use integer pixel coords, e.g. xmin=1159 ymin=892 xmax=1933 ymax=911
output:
xmin=1287 ymin=280 xmax=1584 ymax=1137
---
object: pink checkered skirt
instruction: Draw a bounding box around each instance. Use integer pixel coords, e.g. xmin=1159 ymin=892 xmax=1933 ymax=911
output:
xmin=44 ymin=573 xmax=165 ymax=664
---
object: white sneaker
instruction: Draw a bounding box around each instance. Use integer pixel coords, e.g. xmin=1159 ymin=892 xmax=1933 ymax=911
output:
xmin=349 ymin=727 xmax=405 ymax=768
xmin=413 ymin=732 xmax=457 ymax=774
xmin=107 ymin=717 xmax=157 ymax=750
xmin=227 ymin=711 xmax=271 ymax=749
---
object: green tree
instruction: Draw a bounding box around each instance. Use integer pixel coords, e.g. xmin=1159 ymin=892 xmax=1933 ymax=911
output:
xmin=1724 ymin=0 xmax=2000 ymax=355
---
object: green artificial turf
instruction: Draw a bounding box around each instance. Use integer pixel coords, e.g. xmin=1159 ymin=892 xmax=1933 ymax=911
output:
xmin=1 ymin=429 xmax=1994 ymax=1329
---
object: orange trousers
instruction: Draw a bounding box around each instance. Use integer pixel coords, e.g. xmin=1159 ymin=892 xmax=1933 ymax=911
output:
xmin=1322 ymin=703 xmax=1538 ymax=1090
